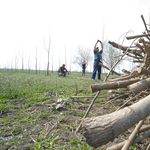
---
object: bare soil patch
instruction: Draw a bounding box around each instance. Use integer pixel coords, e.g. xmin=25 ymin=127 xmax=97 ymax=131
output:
xmin=0 ymin=90 xmax=150 ymax=150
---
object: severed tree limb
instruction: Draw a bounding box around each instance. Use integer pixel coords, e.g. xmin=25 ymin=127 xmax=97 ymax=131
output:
xmin=125 ymin=53 xmax=143 ymax=60
xmin=83 ymin=94 xmax=150 ymax=148
xmin=146 ymin=144 xmax=150 ymax=150
xmin=109 ymin=41 xmax=143 ymax=58
xmin=122 ymin=69 xmax=131 ymax=74
xmin=121 ymin=120 xmax=144 ymax=150
xmin=108 ymin=75 xmax=135 ymax=82
xmin=128 ymin=77 xmax=150 ymax=96
xmin=134 ymin=42 xmax=145 ymax=53
xmin=139 ymin=125 xmax=150 ymax=133
xmin=139 ymin=38 xmax=150 ymax=54
xmin=126 ymin=34 xmax=150 ymax=40
xmin=141 ymin=15 xmax=150 ymax=41
xmin=106 ymin=129 xmax=150 ymax=150
xmin=109 ymin=41 xmax=133 ymax=51
xmin=90 ymin=78 xmax=140 ymax=93
xmin=71 ymin=96 xmax=106 ymax=99
xmin=138 ymin=67 xmax=150 ymax=75
xmin=133 ymin=60 xmax=144 ymax=63
xmin=98 ymin=63 xmax=121 ymax=76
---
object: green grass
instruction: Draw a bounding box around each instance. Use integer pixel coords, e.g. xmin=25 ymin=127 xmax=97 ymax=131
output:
xmin=0 ymin=69 xmax=116 ymax=150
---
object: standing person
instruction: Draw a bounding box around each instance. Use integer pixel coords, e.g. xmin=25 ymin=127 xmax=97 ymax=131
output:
xmin=82 ymin=60 xmax=86 ymax=76
xmin=58 ymin=64 xmax=69 ymax=77
xmin=91 ymin=40 xmax=103 ymax=80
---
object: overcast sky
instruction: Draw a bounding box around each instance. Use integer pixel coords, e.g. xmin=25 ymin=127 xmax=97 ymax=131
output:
xmin=0 ymin=0 xmax=149 ymax=72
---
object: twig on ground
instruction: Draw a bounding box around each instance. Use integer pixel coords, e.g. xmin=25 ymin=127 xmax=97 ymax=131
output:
xmin=29 ymin=135 xmax=37 ymax=143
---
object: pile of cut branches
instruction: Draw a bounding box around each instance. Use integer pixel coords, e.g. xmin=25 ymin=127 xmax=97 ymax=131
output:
xmin=81 ymin=15 xmax=150 ymax=150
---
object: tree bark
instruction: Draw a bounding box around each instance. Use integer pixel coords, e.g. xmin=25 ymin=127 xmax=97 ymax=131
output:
xmin=122 ymin=69 xmax=131 ymax=74
xmin=83 ymin=94 xmax=150 ymax=148
xmin=90 ymin=78 xmax=140 ymax=93
xmin=108 ymin=41 xmax=143 ymax=58
xmin=108 ymin=41 xmax=132 ymax=51
xmin=126 ymin=34 xmax=150 ymax=40
xmin=71 ymin=96 xmax=106 ymax=98
xmin=138 ymin=67 xmax=150 ymax=75
xmin=108 ymin=75 xmax=135 ymax=82
xmin=128 ymin=77 xmax=150 ymax=96
xmin=134 ymin=42 xmax=145 ymax=53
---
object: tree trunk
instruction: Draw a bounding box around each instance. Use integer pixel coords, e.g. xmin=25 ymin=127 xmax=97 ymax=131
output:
xmin=83 ymin=94 xmax=150 ymax=148
xmin=47 ymin=51 xmax=49 ymax=76
xmin=128 ymin=77 xmax=150 ymax=96
xmin=90 ymin=78 xmax=140 ymax=93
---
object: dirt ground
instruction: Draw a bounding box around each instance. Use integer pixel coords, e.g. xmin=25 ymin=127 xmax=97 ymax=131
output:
xmin=1 ymin=90 xmax=150 ymax=150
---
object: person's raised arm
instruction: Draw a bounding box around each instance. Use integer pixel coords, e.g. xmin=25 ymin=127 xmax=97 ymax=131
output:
xmin=94 ymin=40 xmax=100 ymax=50
xmin=100 ymin=41 xmax=103 ymax=51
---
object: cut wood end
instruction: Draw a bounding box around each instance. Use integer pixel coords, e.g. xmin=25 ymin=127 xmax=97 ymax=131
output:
xmin=138 ymin=67 xmax=143 ymax=74
xmin=89 ymin=84 xmax=94 ymax=93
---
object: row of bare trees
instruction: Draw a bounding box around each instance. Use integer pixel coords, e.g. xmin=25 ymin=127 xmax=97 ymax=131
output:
xmin=3 ymin=26 xmax=121 ymax=75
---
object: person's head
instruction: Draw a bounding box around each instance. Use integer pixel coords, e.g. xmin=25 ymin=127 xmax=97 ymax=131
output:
xmin=62 ymin=64 xmax=65 ymax=68
xmin=96 ymin=47 xmax=99 ymax=52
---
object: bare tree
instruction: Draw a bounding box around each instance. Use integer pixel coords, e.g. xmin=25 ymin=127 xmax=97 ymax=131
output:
xmin=70 ymin=57 xmax=71 ymax=74
xmin=59 ymin=50 xmax=61 ymax=69
xmin=28 ymin=54 xmax=31 ymax=73
xmin=39 ymin=58 xmax=41 ymax=73
xmin=65 ymin=44 xmax=67 ymax=66
xmin=15 ymin=55 xmax=18 ymax=72
xmin=35 ymin=46 xmax=38 ymax=74
xmin=11 ymin=58 xmax=13 ymax=72
xmin=73 ymin=45 xmax=93 ymax=70
xmin=51 ymin=51 xmax=53 ymax=73
xmin=43 ymin=30 xmax=51 ymax=76
xmin=19 ymin=50 xmax=24 ymax=72
xmin=103 ymin=41 xmax=120 ymax=74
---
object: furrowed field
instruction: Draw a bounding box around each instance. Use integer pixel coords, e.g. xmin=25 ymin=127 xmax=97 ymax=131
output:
xmin=0 ymin=69 xmax=112 ymax=150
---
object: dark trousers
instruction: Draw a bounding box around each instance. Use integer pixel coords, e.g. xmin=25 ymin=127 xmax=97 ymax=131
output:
xmin=91 ymin=61 xmax=101 ymax=80
xmin=58 ymin=71 xmax=66 ymax=77
xmin=82 ymin=68 xmax=85 ymax=76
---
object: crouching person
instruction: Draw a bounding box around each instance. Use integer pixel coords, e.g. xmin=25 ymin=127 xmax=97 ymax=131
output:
xmin=58 ymin=64 xmax=69 ymax=77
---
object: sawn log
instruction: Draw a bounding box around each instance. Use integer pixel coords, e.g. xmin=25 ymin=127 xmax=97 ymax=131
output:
xmin=98 ymin=63 xmax=121 ymax=76
xmin=83 ymin=94 xmax=150 ymax=148
xmin=90 ymin=78 xmax=140 ymax=93
xmin=128 ymin=77 xmax=150 ymax=96
xmin=138 ymin=67 xmax=150 ymax=76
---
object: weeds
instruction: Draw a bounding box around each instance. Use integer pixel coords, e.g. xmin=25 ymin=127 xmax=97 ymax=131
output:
xmin=0 ymin=69 xmax=110 ymax=150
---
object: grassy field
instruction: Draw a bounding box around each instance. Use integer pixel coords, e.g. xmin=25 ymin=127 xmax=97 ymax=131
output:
xmin=0 ymin=69 xmax=115 ymax=150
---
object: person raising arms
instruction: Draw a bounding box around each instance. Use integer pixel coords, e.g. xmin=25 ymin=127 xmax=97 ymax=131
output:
xmin=91 ymin=40 xmax=103 ymax=80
